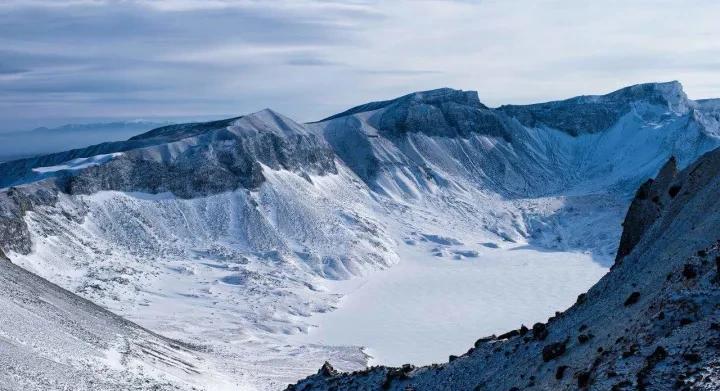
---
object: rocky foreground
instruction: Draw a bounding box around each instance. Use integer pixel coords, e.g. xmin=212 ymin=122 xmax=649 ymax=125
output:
xmin=291 ymin=148 xmax=720 ymax=390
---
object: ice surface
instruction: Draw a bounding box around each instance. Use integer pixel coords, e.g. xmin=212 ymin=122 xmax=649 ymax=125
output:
xmin=293 ymin=239 xmax=606 ymax=367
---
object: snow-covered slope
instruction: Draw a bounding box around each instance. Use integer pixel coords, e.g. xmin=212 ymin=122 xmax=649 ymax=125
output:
xmin=0 ymin=110 xmax=395 ymax=389
xmin=317 ymin=81 xmax=716 ymax=198
xmin=1 ymin=81 xmax=719 ymax=390
xmin=312 ymin=81 xmax=719 ymax=256
xmin=0 ymin=256 xmax=239 ymax=390
xmin=292 ymin=146 xmax=720 ymax=391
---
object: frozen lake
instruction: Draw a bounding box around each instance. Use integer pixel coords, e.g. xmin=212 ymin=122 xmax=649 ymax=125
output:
xmin=293 ymin=241 xmax=608 ymax=367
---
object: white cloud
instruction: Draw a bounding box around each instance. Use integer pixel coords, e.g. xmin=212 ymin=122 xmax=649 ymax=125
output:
xmin=1 ymin=0 xmax=719 ymax=130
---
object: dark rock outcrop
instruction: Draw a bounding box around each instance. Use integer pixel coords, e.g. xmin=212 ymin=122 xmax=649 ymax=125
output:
xmin=615 ymin=156 xmax=678 ymax=263
xmin=0 ymin=110 xmax=337 ymax=197
xmin=542 ymin=341 xmax=567 ymax=362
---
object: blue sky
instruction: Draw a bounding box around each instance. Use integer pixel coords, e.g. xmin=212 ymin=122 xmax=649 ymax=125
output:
xmin=1 ymin=0 xmax=719 ymax=131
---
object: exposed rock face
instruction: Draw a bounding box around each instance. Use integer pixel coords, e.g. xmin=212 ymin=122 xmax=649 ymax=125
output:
xmin=615 ymin=156 xmax=679 ymax=262
xmin=290 ymin=147 xmax=720 ymax=390
xmin=0 ymin=110 xmax=337 ymax=196
xmin=319 ymin=88 xmax=486 ymax=122
xmin=0 ymin=110 xmax=338 ymax=256
xmin=2 ymin=81 xmax=719 ymax=260
xmin=0 ymin=183 xmax=59 ymax=255
xmin=317 ymin=81 xmax=719 ymax=203
xmin=64 ymin=126 xmax=336 ymax=198
xmin=368 ymin=88 xmax=513 ymax=140
xmin=498 ymin=81 xmax=690 ymax=136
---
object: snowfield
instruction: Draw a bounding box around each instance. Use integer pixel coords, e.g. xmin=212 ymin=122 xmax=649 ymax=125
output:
xmin=293 ymin=239 xmax=607 ymax=367
xmin=31 ymin=153 xmax=124 ymax=174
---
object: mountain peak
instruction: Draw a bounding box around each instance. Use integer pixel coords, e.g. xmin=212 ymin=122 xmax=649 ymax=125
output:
xmin=318 ymin=87 xmax=484 ymax=122
xmin=603 ymin=80 xmax=689 ymax=112
xmin=499 ymin=80 xmax=692 ymax=136
xmin=231 ymin=108 xmax=309 ymax=137
xmin=400 ymin=87 xmax=483 ymax=107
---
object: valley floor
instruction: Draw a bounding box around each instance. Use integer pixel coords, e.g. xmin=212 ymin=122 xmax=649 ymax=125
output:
xmin=292 ymin=236 xmax=608 ymax=368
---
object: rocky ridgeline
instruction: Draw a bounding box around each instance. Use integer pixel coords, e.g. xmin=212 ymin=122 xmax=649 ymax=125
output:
xmin=498 ymin=81 xmax=690 ymax=136
xmin=0 ymin=110 xmax=337 ymax=194
xmin=0 ymin=110 xmax=337 ymax=256
xmin=290 ymin=148 xmax=720 ymax=390
xmin=1 ymin=80 xmax=719 ymax=264
xmin=0 ymin=80 xmax=718 ymax=265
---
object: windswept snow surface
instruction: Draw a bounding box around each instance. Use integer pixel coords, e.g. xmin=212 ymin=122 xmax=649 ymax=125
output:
xmin=292 ymin=238 xmax=607 ymax=367
xmin=31 ymin=152 xmax=123 ymax=173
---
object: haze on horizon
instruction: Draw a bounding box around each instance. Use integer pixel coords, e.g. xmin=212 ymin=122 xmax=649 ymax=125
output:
xmin=1 ymin=0 xmax=719 ymax=132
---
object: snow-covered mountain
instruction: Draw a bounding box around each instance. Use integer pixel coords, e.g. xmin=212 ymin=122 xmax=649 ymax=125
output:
xmin=292 ymin=140 xmax=720 ymax=391
xmin=1 ymin=81 xmax=719 ymax=390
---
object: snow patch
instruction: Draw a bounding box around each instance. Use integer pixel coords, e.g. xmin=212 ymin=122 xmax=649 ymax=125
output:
xmin=31 ymin=152 xmax=123 ymax=173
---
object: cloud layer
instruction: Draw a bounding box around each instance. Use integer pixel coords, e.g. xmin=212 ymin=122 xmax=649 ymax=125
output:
xmin=1 ymin=0 xmax=719 ymax=130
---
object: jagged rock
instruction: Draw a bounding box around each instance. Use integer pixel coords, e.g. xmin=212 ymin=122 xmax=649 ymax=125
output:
xmin=555 ymin=365 xmax=568 ymax=380
xmin=519 ymin=325 xmax=529 ymax=336
xmin=497 ymin=330 xmax=520 ymax=340
xmin=319 ymin=361 xmax=337 ymax=377
xmin=4 ymin=81 xmax=720 ymax=391
xmin=0 ymin=110 xmax=338 ymax=198
xmin=542 ymin=342 xmax=566 ymax=362
xmin=576 ymin=293 xmax=587 ymax=304
xmin=474 ymin=336 xmax=496 ymax=347
xmin=532 ymin=322 xmax=549 ymax=341
xmin=624 ymin=292 xmax=641 ymax=307
xmin=291 ymin=146 xmax=720 ymax=390
xmin=615 ymin=156 xmax=677 ymax=263
xmin=682 ymin=264 xmax=697 ymax=279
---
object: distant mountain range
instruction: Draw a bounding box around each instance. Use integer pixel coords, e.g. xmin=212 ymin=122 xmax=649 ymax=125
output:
xmin=0 ymin=120 xmax=171 ymax=162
